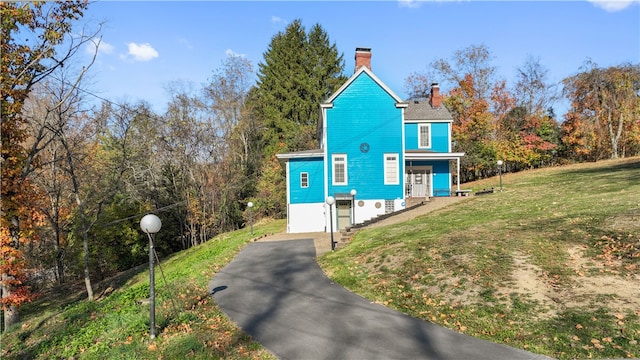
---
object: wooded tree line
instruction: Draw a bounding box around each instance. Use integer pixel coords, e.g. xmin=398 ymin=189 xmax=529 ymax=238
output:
xmin=406 ymin=45 xmax=640 ymax=182
xmin=1 ymin=2 xmax=638 ymax=330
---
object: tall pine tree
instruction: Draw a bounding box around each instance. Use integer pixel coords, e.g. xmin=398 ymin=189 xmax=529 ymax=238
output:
xmin=254 ymin=20 xmax=345 ymax=156
xmin=252 ymin=20 xmax=345 ymax=218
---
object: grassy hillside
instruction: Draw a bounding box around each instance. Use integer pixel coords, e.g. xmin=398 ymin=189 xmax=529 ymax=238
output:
xmin=1 ymin=221 xmax=285 ymax=359
xmin=319 ymin=157 xmax=640 ymax=360
xmin=3 ymin=158 xmax=638 ymax=360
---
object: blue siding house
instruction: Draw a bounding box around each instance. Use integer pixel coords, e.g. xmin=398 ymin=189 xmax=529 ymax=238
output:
xmin=277 ymin=48 xmax=464 ymax=233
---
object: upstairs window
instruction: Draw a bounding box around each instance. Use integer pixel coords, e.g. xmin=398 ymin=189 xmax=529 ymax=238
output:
xmin=419 ymin=123 xmax=431 ymax=148
xmin=332 ymin=154 xmax=347 ymax=185
xmin=300 ymin=172 xmax=309 ymax=188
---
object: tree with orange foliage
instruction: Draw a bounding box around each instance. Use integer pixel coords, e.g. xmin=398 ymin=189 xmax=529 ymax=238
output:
xmin=1 ymin=1 xmax=92 ymax=330
xmin=445 ymin=74 xmax=498 ymax=181
xmin=562 ymin=62 xmax=640 ymax=160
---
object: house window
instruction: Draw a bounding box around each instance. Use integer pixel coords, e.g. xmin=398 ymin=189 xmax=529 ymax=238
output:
xmin=300 ymin=172 xmax=309 ymax=188
xmin=384 ymin=153 xmax=399 ymax=185
xmin=385 ymin=200 xmax=394 ymax=214
xmin=418 ymin=123 xmax=431 ymax=148
xmin=332 ymin=154 xmax=347 ymax=185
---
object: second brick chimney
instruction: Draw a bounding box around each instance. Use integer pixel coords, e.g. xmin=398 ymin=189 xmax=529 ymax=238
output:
xmin=430 ymin=83 xmax=442 ymax=108
xmin=355 ymin=47 xmax=371 ymax=73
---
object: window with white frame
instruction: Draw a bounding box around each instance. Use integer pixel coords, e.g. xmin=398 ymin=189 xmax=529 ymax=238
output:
xmin=332 ymin=154 xmax=347 ymax=185
xmin=384 ymin=153 xmax=399 ymax=185
xmin=300 ymin=172 xmax=309 ymax=188
xmin=418 ymin=123 xmax=431 ymax=148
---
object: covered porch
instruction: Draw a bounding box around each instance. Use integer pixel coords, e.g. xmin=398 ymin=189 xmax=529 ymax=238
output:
xmin=405 ymin=151 xmax=465 ymax=199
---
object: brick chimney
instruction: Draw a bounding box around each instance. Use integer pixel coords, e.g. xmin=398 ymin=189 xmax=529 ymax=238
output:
xmin=430 ymin=83 xmax=442 ymax=108
xmin=355 ymin=47 xmax=371 ymax=73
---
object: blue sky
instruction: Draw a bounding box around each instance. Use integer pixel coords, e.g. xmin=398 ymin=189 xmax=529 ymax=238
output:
xmin=81 ymin=0 xmax=640 ymax=117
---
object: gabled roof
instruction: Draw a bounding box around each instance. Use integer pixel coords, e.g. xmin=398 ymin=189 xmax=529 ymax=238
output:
xmin=404 ymin=98 xmax=453 ymax=122
xmin=322 ymin=66 xmax=407 ymax=108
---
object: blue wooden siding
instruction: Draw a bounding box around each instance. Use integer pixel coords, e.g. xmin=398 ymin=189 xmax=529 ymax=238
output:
xmin=289 ymin=157 xmax=324 ymax=204
xmin=432 ymin=160 xmax=452 ymax=195
xmin=404 ymin=122 xmax=450 ymax=152
xmin=326 ymin=72 xmax=404 ymax=200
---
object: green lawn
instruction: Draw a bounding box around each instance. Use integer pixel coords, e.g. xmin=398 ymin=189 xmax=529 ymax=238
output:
xmin=319 ymin=157 xmax=640 ymax=360
xmin=1 ymin=221 xmax=285 ymax=359
xmin=3 ymin=158 xmax=638 ymax=359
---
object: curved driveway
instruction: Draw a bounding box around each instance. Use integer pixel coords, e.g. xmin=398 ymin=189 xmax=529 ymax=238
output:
xmin=209 ymin=238 xmax=551 ymax=360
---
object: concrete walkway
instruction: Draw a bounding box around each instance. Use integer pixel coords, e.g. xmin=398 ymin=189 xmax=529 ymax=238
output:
xmin=257 ymin=196 xmax=469 ymax=256
xmin=209 ymin=237 xmax=552 ymax=359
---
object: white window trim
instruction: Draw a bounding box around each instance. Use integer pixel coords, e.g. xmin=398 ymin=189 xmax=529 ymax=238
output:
xmin=418 ymin=123 xmax=432 ymax=149
xmin=332 ymin=154 xmax=347 ymax=185
xmin=300 ymin=172 xmax=309 ymax=188
xmin=384 ymin=153 xmax=399 ymax=185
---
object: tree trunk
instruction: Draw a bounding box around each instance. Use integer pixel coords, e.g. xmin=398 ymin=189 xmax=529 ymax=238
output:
xmin=56 ymin=248 xmax=65 ymax=284
xmin=53 ymin=220 xmax=65 ymax=284
xmin=606 ymin=105 xmax=625 ymax=159
xmin=2 ymin=215 xmax=22 ymax=331
xmin=608 ymin=113 xmax=618 ymax=159
xmin=2 ymin=274 xmax=20 ymax=331
xmin=82 ymin=225 xmax=93 ymax=301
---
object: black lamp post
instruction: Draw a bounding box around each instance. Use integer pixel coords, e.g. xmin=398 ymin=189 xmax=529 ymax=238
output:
xmin=247 ymin=201 xmax=254 ymax=235
xmin=140 ymin=214 xmax=162 ymax=339
xmin=326 ymin=196 xmax=336 ymax=251
xmin=497 ymin=160 xmax=504 ymax=192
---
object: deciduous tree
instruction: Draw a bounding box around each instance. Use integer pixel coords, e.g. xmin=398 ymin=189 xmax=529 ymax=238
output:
xmin=1 ymin=1 xmax=92 ymax=329
xmin=514 ymin=55 xmax=559 ymax=116
xmin=431 ymin=44 xmax=497 ymax=101
xmin=562 ymin=62 xmax=640 ymax=159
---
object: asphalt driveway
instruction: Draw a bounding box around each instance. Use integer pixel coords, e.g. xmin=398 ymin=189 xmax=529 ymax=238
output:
xmin=209 ymin=238 xmax=551 ymax=360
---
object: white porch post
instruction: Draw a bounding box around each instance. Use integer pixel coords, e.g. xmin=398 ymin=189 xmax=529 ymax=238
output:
xmin=456 ymin=158 xmax=461 ymax=191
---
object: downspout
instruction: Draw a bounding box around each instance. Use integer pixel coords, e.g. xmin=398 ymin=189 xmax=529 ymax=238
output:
xmin=285 ymin=161 xmax=291 ymax=232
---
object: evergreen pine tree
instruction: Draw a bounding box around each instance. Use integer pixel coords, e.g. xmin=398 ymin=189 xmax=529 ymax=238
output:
xmin=254 ymin=20 xmax=345 ymax=156
xmin=251 ymin=20 xmax=345 ymax=218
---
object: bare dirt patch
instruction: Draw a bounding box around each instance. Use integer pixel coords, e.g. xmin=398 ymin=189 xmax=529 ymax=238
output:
xmin=564 ymin=245 xmax=640 ymax=313
xmin=497 ymin=246 xmax=640 ymax=317
xmin=509 ymin=253 xmax=558 ymax=315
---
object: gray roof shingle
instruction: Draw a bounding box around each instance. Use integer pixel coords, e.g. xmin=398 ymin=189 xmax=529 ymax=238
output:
xmin=404 ymin=98 xmax=453 ymax=121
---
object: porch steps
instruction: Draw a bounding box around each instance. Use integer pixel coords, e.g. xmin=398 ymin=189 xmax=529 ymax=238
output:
xmin=335 ymin=198 xmax=431 ymax=249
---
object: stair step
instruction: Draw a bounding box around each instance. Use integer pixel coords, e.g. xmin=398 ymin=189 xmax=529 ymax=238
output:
xmin=334 ymin=199 xmax=436 ymax=249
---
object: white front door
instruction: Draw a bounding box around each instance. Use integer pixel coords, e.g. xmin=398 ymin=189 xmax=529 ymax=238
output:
xmin=336 ymin=200 xmax=352 ymax=230
xmin=406 ymin=167 xmax=432 ymax=198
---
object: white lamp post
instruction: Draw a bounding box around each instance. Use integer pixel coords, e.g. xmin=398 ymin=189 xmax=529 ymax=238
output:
xmin=326 ymin=196 xmax=336 ymax=251
xmin=350 ymin=189 xmax=357 ymax=224
xmin=497 ymin=160 xmax=504 ymax=192
xmin=140 ymin=214 xmax=161 ymax=339
xmin=247 ymin=201 xmax=254 ymax=235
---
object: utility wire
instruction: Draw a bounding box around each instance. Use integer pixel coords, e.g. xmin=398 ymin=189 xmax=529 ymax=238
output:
xmin=95 ymin=200 xmax=187 ymax=229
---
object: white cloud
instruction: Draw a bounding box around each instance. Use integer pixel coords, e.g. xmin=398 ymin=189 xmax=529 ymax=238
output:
xmin=587 ymin=0 xmax=639 ymax=12
xmin=125 ymin=42 xmax=159 ymax=62
xmin=398 ymin=0 xmax=465 ymax=8
xmin=398 ymin=0 xmax=422 ymax=8
xmin=98 ymin=41 xmax=115 ymax=55
xmin=225 ymin=49 xmax=246 ymax=58
xmin=271 ymin=15 xmax=286 ymax=24
xmin=85 ymin=38 xmax=114 ymax=56
xmin=177 ymin=37 xmax=193 ymax=50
